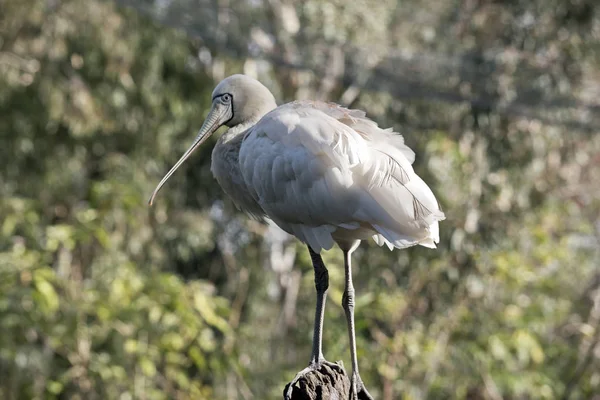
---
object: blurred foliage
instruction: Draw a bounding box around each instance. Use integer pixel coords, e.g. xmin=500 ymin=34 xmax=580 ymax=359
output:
xmin=1 ymin=0 xmax=599 ymax=399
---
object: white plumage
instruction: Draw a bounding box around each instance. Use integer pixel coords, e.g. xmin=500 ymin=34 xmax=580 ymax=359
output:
xmin=149 ymin=74 xmax=445 ymax=399
xmin=238 ymin=100 xmax=444 ymax=253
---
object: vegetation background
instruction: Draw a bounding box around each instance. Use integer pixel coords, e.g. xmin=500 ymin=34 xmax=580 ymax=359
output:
xmin=1 ymin=0 xmax=599 ymax=399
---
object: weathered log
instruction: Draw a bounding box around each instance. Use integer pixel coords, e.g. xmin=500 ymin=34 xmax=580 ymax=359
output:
xmin=284 ymin=361 xmax=371 ymax=400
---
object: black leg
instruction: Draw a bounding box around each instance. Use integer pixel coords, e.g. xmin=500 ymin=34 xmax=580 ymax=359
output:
xmin=308 ymin=246 xmax=328 ymax=363
xmin=284 ymin=246 xmax=343 ymax=400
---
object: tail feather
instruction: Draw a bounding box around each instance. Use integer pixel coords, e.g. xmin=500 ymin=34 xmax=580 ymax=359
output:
xmin=372 ymin=222 xmax=440 ymax=250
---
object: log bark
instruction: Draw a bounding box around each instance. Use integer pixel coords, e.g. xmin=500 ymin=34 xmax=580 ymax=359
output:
xmin=284 ymin=362 xmax=366 ymax=400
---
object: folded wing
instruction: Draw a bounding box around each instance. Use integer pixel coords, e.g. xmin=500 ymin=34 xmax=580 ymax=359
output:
xmin=239 ymin=100 xmax=445 ymax=252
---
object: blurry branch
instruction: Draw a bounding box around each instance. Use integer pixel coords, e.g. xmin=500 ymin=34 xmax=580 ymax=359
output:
xmin=226 ymin=267 xmax=249 ymax=332
xmin=263 ymin=223 xmax=299 ymax=335
xmin=262 ymin=0 xmax=303 ymax=99
xmin=338 ymin=52 xmax=381 ymax=107
xmin=369 ymin=65 xmax=600 ymax=133
xmin=115 ymin=0 xmax=600 ymax=132
xmin=277 ymin=269 xmax=301 ymax=334
xmin=0 ymin=51 xmax=40 ymax=73
xmin=561 ymin=222 xmax=600 ymax=400
xmin=336 ymin=0 xmax=398 ymax=107
xmin=421 ymin=327 xmax=451 ymax=398
xmin=219 ymin=244 xmax=254 ymax=400
xmin=420 ymin=296 xmax=472 ymax=399
xmin=226 ymin=363 xmax=255 ymax=400
xmin=562 ymin=287 xmax=600 ymax=400
xmin=481 ymin=373 xmax=503 ymax=400
xmin=316 ymin=45 xmax=344 ymax=101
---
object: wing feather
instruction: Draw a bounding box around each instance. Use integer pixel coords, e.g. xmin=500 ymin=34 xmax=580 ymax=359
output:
xmin=239 ymin=101 xmax=445 ymax=252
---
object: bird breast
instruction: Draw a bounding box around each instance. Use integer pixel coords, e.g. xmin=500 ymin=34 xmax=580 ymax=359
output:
xmin=210 ymin=131 xmax=266 ymax=220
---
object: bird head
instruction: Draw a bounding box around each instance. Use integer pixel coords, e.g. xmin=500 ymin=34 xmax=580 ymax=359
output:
xmin=148 ymin=74 xmax=277 ymax=205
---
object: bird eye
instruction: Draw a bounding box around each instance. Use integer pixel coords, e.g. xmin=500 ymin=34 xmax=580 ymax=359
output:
xmin=222 ymin=94 xmax=231 ymax=103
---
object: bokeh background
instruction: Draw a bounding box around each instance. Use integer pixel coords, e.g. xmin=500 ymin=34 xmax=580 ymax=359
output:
xmin=1 ymin=0 xmax=599 ymax=399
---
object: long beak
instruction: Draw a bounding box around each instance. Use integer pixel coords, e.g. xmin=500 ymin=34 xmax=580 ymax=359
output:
xmin=148 ymin=103 xmax=231 ymax=205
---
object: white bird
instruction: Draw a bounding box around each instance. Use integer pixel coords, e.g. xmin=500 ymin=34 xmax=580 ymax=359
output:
xmin=149 ymin=74 xmax=445 ymax=400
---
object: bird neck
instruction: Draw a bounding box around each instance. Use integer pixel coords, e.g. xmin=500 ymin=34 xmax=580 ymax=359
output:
xmin=220 ymin=117 xmax=260 ymax=144
xmin=221 ymin=97 xmax=276 ymax=143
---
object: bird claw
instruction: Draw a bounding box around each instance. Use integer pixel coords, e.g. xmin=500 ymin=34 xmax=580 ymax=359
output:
xmin=350 ymin=372 xmax=374 ymax=400
xmin=284 ymin=359 xmax=345 ymax=400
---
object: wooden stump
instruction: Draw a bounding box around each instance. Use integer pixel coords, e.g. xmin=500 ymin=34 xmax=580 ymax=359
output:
xmin=283 ymin=362 xmax=351 ymax=400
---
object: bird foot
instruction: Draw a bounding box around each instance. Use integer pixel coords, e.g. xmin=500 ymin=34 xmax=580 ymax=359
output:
xmin=350 ymin=371 xmax=374 ymax=400
xmin=284 ymin=358 xmax=345 ymax=400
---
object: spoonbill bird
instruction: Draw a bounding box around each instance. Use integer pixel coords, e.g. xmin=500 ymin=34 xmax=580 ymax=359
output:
xmin=149 ymin=74 xmax=445 ymax=399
